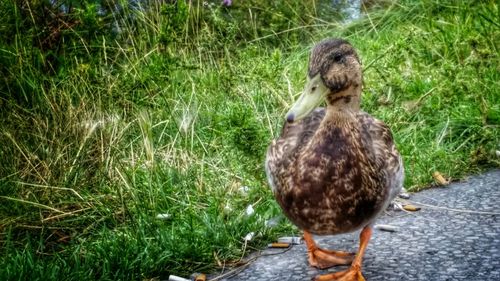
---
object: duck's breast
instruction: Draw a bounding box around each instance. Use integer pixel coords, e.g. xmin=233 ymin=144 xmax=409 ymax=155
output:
xmin=277 ymin=123 xmax=389 ymax=234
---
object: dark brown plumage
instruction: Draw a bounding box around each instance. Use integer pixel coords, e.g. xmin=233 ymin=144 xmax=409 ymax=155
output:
xmin=265 ymin=39 xmax=404 ymax=281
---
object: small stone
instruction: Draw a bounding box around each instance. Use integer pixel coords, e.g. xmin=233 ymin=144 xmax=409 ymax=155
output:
xmin=399 ymin=192 xmax=410 ymax=199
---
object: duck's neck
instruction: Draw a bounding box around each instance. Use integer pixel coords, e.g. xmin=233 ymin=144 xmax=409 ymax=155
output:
xmin=323 ymin=86 xmax=361 ymax=125
xmin=303 ymin=86 xmax=361 ymax=157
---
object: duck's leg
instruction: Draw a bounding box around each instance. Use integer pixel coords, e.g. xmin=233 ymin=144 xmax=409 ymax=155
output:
xmin=303 ymin=231 xmax=355 ymax=269
xmin=313 ymin=226 xmax=372 ymax=281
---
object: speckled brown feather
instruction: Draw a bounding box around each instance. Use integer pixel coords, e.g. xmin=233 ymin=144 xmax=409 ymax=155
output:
xmin=266 ymin=110 xmax=402 ymax=235
xmin=265 ymin=39 xmax=403 ymax=236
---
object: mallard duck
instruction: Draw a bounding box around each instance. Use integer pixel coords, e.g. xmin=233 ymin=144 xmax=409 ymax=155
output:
xmin=265 ymin=38 xmax=404 ymax=281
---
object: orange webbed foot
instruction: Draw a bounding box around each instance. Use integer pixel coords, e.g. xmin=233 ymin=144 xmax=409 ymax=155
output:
xmin=312 ymin=267 xmax=365 ymax=281
xmin=303 ymin=231 xmax=354 ymax=269
xmin=309 ymin=226 xmax=372 ymax=281
xmin=308 ymin=247 xmax=355 ymax=269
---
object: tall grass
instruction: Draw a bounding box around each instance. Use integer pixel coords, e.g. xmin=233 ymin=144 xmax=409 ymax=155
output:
xmin=0 ymin=0 xmax=498 ymax=280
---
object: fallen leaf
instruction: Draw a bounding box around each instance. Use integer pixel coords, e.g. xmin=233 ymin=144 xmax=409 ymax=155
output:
xmin=432 ymin=171 xmax=450 ymax=185
xmin=402 ymin=204 xmax=421 ymax=212
xmin=194 ymin=274 xmax=206 ymax=281
xmin=213 ymin=251 xmax=222 ymax=267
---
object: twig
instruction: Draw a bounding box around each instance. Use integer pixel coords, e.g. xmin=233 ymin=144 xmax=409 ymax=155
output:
xmin=408 ymin=200 xmax=500 ymax=215
xmin=4 ymin=133 xmax=48 ymax=185
xmin=14 ymin=181 xmax=84 ymax=200
xmin=42 ymin=207 xmax=92 ymax=222
xmin=247 ymin=24 xmax=334 ymax=43
xmin=363 ymin=44 xmax=395 ymax=71
xmin=0 ymin=196 xmax=66 ymax=214
xmin=210 ymin=245 xmax=294 ymax=281
xmin=17 ymin=225 xmax=69 ymax=230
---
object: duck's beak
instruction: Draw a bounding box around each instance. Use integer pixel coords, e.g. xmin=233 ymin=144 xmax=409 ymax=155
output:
xmin=286 ymin=74 xmax=328 ymax=123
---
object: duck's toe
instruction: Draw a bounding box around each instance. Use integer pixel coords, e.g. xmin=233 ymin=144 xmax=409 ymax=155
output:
xmin=313 ymin=267 xmax=365 ymax=281
xmin=308 ymin=248 xmax=355 ymax=269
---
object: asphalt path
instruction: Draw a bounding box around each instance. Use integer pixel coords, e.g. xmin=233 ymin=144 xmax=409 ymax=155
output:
xmin=216 ymin=170 xmax=500 ymax=281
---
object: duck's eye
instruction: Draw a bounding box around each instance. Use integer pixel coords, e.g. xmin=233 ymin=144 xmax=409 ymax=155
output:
xmin=333 ymin=53 xmax=343 ymax=62
xmin=311 ymin=86 xmax=318 ymax=92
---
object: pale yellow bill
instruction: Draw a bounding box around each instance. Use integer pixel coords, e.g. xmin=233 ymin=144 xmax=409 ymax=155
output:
xmin=285 ymin=74 xmax=328 ymax=123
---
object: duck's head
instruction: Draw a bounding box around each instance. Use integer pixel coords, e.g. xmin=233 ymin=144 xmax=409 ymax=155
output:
xmin=286 ymin=39 xmax=362 ymax=123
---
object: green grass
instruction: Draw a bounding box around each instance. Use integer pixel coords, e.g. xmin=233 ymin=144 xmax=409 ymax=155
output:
xmin=0 ymin=0 xmax=499 ymax=280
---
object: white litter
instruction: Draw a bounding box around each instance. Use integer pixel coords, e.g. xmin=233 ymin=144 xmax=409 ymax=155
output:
xmin=168 ymin=275 xmax=190 ymax=281
xmin=239 ymin=185 xmax=250 ymax=194
xmin=374 ymin=224 xmax=399 ymax=232
xmin=224 ymin=203 xmax=233 ymax=214
xmin=265 ymin=216 xmax=282 ymax=228
xmin=244 ymin=232 xmax=255 ymax=241
xmin=245 ymin=204 xmax=255 ymax=216
xmin=277 ymin=236 xmax=302 ymax=244
xmin=398 ymin=192 xmax=411 ymax=199
xmin=155 ymin=213 xmax=171 ymax=220
xmin=392 ymin=202 xmax=405 ymax=211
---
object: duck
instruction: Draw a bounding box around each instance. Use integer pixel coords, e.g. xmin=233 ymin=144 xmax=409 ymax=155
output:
xmin=265 ymin=38 xmax=404 ymax=281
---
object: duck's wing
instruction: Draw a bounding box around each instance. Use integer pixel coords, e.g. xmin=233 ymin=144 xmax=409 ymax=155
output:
xmin=357 ymin=112 xmax=404 ymax=200
xmin=265 ymin=108 xmax=325 ymax=192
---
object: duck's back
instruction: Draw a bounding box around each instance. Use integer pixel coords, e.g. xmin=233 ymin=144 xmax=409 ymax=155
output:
xmin=356 ymin=111 xmax=404 ymax=202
